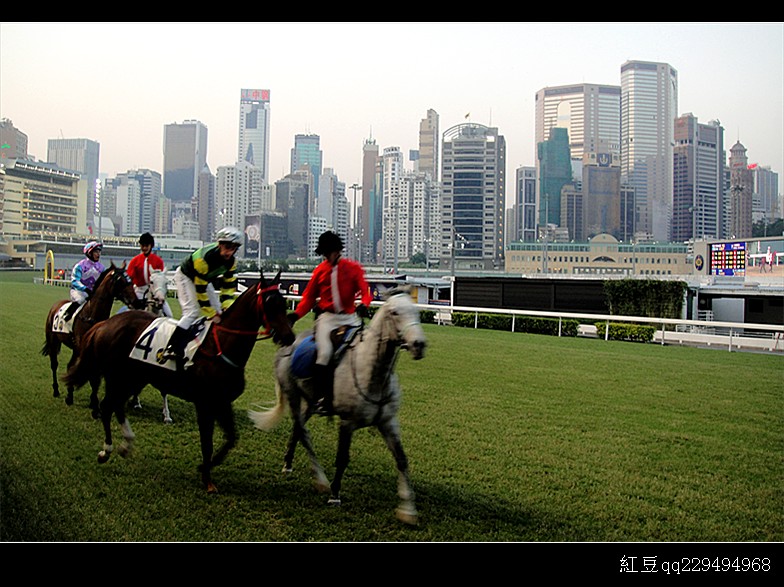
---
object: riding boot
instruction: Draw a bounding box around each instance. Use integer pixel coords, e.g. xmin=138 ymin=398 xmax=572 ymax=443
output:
xmin=162 ymin=326 xmax=190 ymax=369
xmin=62 ymin=301 xmax=80 ymax=321
xmin=312 ymin=364 xmax=335 ymax=416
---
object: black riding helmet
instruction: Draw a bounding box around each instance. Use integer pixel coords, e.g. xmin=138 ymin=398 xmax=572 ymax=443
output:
xmin=139 ymin=232 xmax=155 ymax=246
xmin=315 ymin=230 xmax=344 ymax=255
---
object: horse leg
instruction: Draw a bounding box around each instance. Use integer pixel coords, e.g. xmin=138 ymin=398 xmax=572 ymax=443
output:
xmin=208 ymin=402 xmax=236 ymax=470
xmin=162 ymin=394 xmax=172 ymax=424
xmin=116 ymin=404 xmax=136 ymax=459
xmin=196 ymin=405 xmax=219 ymax=494
xmin=377 ymin=418 xmax=418 ymax=526
xmin=283 ymin=396 xmax=329 ymax=492
xmin=328 ymin=423 xmax=355 ymax=507
xmin=89 ymin=376 xmax=102 ymax=419
xmin=48 ymin=341 xmax=61 ymax=398
xmin=97 ymin=392 xmax=116 ymax=463
xmin=65 ymin=350 xmax=78 ymax=406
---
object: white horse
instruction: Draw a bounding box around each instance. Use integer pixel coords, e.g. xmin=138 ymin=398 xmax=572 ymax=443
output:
xmin=249 ymin=286 xmax=427 ymax=525
xmin=131 ymin=269 xmax=173 ymax=424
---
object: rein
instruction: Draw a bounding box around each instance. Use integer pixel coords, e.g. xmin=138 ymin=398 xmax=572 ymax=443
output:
xmin=203 ymin=282 xmax=280 ymax=367
xmin=349 ymin=308 xmax=407 ymax=411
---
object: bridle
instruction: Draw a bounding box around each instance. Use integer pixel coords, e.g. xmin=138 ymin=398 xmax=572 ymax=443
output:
xmin=349 ymin=294 xmax=418 ymax=410
xmin=206 ymin=282 xmax=283 ymax=367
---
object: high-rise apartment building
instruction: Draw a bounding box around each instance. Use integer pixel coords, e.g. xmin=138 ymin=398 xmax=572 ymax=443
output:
xmin=512 ymin=166 xmax=537 ymax=243
xmin=621 ymin=60 xmax=678 ymax=242
xmin=238 ymin=89 xmax=271 ymax=184
xmin=47 ymin=137 xmax=100 ymax=220
xmin=728 ymin=141 xmax=754 ymax=239
xmin=196 ymin=165 xmax=215 ymax=242
xmin=418 ymin=109 xmax=440 ymax=181
xmin=113 ymin=169 xmax=161 ymax=236
xmin=672 ymin=114 xmax=724 ymax=242
xmin=751 ymin=165 xmax=781 ymax=223
xmin=215 ymin=161 xmax=263 ymax=243
xmin=291 ymin=133 xmax=322 ymax=200
xmin=163 ymin=120 xmax=208 ymax=204
xmin=440 ymin=123 xmax=506 ymax=271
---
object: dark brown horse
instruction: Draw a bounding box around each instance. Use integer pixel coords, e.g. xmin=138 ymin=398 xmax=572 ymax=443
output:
xmin=63 ymin=271 xmax=295 ymax=494
xmin=42 ymin=263 xmax=138 ymax=411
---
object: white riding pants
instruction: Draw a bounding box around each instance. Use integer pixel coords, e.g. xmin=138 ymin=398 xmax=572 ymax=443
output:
xmin=314 ymin=311 xmax=360 ymax=365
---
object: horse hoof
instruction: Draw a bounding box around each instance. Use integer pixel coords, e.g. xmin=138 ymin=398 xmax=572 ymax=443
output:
xmin=97 ymin=452 xmax=110 ymax=464
xmin=327 ymin=497 xmax=341 ymax=507
xmin=282 ymin=465 xmax=293 ymax=475
xmin=396 ymin=506 xmax=419 ymax=526
xmin=163 ymin=417 xmax=173 ymax=424
xmin=206 ymin=483 xmax=219 ymax=494
xmin=118 ymin=445 xmax=131 ymax=458
xmin=65 ymin=396 xmax=73 ymax=406
xmin=53 ymin=390 xmax=60 ymax=398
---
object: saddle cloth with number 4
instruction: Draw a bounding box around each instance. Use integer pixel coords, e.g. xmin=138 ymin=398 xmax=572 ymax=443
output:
xmin=129 ymin=317 xmax=210 ymax=372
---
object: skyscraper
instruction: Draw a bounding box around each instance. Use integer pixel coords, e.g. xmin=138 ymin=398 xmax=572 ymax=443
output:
xmin=163 ymin=120 xmax=208 ymax=203
xmin=0 ymin=118 xmax=28 ymax=160
xmin=537 ymin=127 xmax=573 ymax=227
xmin=47 ymin=137 xmax=100 ymax=220
xmin=513 ymin=166 xmax=537 ymax=242
xmin=535 ymin=84 xmax=621 ymax=162
xmin=621 ymin=60 xmax=678 ymax=242
xmin=418 ymin=109 xmax=440 ymax=181
xmin=441 ymin=123 xmax=506 ymax=271
xmin=238 ymin=89 xmax=270 ymax=184
xmin=360 ymin=136 xmax=380 ymax=262
xmin=672 ymin=114 xmax=724 ymax=241
xmin=728 ymin=141 xmax=754 ymax=239
xmin=291 ymin=133 xmax=322 ymax=199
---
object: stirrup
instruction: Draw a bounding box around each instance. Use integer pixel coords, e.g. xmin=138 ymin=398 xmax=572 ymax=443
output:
xmin=314 ymin=397 xmax=333 ymax=416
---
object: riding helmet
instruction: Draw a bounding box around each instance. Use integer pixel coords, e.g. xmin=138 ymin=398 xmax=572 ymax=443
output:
xmin=84 ymin=241 xmax=103 ymax=257
xmin=139 ymin=232 xmax=155 ymax=246
xmin=215 ymin=227 xmax=243 ymax=246
xmin=315 ymin=231 xmax=343 ymax=255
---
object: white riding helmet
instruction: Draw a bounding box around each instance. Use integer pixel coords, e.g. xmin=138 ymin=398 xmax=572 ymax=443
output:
xmin=216 ymin=227 xmax=243 ymax=246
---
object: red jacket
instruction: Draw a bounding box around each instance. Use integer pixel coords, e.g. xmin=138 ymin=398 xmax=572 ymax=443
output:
xmin=127 ymin=252 xmax=165 ymax=288
xmin=295 ymin=257 xmax=372 ymax=318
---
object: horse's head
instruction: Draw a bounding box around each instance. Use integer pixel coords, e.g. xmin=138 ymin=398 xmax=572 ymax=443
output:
xmin=376 ymin=286 xmax=427 ymax=360
xmin=96 ymin=263 xmax=137 ymax=309
xmin=218 ymin=271 xmax=294 ymax=346
xmin=257 ymin=271 xmax=296 ymax=346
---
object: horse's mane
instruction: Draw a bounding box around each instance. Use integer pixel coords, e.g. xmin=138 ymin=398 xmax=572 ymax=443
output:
xmin=92 ymin=263 xmax=118 ymax=292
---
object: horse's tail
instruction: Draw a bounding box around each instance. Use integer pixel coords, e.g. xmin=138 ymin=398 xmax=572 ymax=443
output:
xmin=248 ymin=380 xmax=286 ymax=432
xmin=62 ymin=325 xmax=99 ymax=390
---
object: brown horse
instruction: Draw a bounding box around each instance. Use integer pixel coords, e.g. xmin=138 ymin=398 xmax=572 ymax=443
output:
xmin=42 ymin=263 xmax=139 ymax=411
xmin=62 ymin=271 xmax=295 ymax=494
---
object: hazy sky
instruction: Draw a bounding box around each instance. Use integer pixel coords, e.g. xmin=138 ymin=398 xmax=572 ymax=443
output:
xmin=2 ymin=22 xmax=783 ymax=208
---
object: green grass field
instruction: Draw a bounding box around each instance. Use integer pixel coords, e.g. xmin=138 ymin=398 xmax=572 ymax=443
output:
xmin=1 ymin=270 xmax=782 ymax=542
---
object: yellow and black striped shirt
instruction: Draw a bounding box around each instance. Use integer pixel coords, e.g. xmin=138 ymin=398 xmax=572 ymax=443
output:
xmin=180 ymin=243 xmax=237 ymax=317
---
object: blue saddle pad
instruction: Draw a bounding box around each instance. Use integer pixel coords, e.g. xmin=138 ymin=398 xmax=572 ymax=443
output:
xmin=291 ymin=335 xmax=317 ymax=378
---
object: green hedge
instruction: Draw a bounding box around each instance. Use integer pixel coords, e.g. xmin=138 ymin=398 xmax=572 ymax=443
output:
xmin=603 ymin=279 xmax=687 ymax=319
xmin=452 ymin=311 xmax=579 ymax=337
xmin=594 ymin=321 xmax=655 ymax=343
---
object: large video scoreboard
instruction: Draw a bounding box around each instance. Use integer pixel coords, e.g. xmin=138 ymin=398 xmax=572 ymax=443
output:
xmin=710 ymin=241 xmax=746 ymax=276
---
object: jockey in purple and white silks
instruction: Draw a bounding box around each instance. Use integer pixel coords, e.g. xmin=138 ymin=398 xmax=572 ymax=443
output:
xmin=70 ymin=241 xmax=106 ymax=305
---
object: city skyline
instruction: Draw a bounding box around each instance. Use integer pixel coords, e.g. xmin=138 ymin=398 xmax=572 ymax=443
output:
xmin=1 ymin=22 xmax=782 ymax=209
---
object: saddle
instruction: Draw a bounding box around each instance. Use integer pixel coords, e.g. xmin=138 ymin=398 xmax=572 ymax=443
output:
xmin=129 ymin=317 xmax=209 ymax=372
xmin=290 ymin=325 xmax=362 ymax=379
xmin=52 ymin=302 xmax=85 ymax=334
